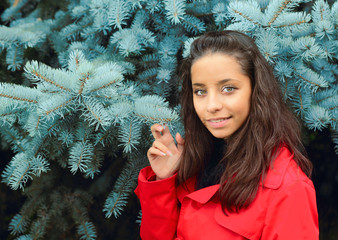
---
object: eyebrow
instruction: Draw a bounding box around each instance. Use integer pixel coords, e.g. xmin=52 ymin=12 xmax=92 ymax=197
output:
xmin=192 ymin=79 xmax=235 ymax=87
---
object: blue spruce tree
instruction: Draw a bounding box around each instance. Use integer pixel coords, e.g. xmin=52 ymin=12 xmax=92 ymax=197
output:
xmin=0 ymin=0 xmax=337 ymax=239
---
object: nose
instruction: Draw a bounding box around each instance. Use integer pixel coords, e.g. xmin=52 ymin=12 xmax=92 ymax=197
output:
xmin=206 ymin=93 xmax=223 ymax=113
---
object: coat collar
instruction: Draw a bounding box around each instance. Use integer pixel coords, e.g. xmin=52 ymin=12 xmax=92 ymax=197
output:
xmin=177 ymin=147 xmax=293 ymax=204
xmin=262 ymin=147 xmax=293 ymax=189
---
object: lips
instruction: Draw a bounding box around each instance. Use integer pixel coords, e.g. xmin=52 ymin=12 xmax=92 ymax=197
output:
xmin=206 ymin=117 xmax=231 ymax=128
xmin=209 ymin=118 xmax=228 ymax=123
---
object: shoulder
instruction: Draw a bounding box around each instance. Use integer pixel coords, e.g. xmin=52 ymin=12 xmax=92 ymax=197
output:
xmin=262 ymin=147 xmax=314 ymax=190
xmin=260 ymin=148 xmax=319 ymax=238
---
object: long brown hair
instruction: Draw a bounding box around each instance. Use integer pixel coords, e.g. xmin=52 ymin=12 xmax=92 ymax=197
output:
xmin=178 ymin=30 xmax=312 ymax=212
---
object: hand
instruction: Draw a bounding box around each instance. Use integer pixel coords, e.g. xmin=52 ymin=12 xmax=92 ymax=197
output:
xmin=147 ymin=124 xmax=184 ymax=180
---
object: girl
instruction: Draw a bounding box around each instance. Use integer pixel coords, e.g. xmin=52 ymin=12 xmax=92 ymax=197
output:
xmin=135 ymin=31 xmax=319 ymax=239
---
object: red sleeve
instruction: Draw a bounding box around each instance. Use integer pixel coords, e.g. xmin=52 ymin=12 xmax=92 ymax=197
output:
xmin=261 ymin=180 xmax=319 ymax=239
xmin=134 ymin=166 xmax=179 ymax=240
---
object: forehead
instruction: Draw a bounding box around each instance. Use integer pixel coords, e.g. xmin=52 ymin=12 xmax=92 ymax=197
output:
xmin=191 ymin=53 xmax=246 ymax=84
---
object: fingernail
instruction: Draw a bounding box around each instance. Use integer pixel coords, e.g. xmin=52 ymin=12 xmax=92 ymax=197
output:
xmin=167 ymin=150 xmax=173 ymax=156
xmin=161 ymin=151 xmax=166 ymax=156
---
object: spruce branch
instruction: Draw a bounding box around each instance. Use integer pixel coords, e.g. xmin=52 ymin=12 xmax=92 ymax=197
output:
xmin=60 ymin=20 xmax=94 ymax=41
xmin=103 ymin=160 xmax=140 ymax=218
xmin=8 ymin=213 xmax=30 ymax=235
xmin=304 ymin=105 xmax=331 ymax=131
xmin=81 ymin=97 xmax=111 ymax=130
xmin=267 ymin=0 xmax=293 ymax=25
xmin=1 ymin=0 xmax=28 ymax=22
xmin=265 ymin=0 xmax=309 ymax=26
xmin=13 ymin=0 xmax=21 ymax=7
xmin=78 ymin=73 xmax=90 ymax=95
xmin=0 ymin=103 xmax=24 ymax=126
xmin=118 ymin=118 xmax=142 ymax=153
xmin=314 ymin=89 xmax=338 ymax=104
xmin=312 ymin=0 xmax=331 ymax=22
xmin=68 ymin=49 xmax=90 ymax=72
xmin=69 ymin=140 xmax=94 ymax=174
xmin=291 ymin=88 xmax=312 ymax=116
xmin=232 ymin=9 xmax=260 ymax=25
xmin=0 ymin=126 xmax=27 ymax=153
xmin=146 ymin=0 xmax=163 ymax=14
xmin=37 ymin=94 xmax=75 ymax=119
xmin=85 ymin=63 xmax=124 ymax=93
xmin=138 ymin=68 xmax=158 ymax=82
xmin=164 ymin=0 xmax=186 ymax=24
xmin=84 ymin=146 xmax=103 ymax=179
xmin=212 ymin=2 xmax=228 ymax=26
xmin=89 ymin=79 xmax=121 ymax=93
xmin=107 ymin=102 xmax=134 ymax=125
xmin=255 ymin=30 xmax=279 ymax=63
xmin=134 ymin=95 xmax=178 ymax=124
xmin=77 ymin=221 xmax=97 ymax=240
xmin=228 ymin=1 xmax=263 ymax=26
xmin=293 ymin=63 xmax=329 ymax=93
xmin=136 ymin=210 xmax=142 ymax=225
xmin=6 ymin=45 xmax=24 ymax=71
xmin=5 ymin=153 xmax=32 ymax=190
xmin=0 ymin=17 xmax=52 ymax=70
xmin=181 ymin=15 xmax=206 ymax=34
xmin=182 ymin=37 xmax=197 ymax=58
xmin=291 ymin=36 xmax=326 ymax=60
xmin=272 ymin=12 xmax=310 ymax=28
xmin=0 ymin=83 xmax=39 ymax=104
xmin=141 ymin=54 xmax=160 ymax=68
xmin=31 ymin=155 xmax=50 ymax=177
xmin=108 ymin=0 xmax=130 ymax=29
xmin=24 ymin=61 xmax=72 ymax=93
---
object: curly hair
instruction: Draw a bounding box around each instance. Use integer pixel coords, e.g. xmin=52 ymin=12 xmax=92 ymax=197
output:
xmin=178 ymin=30 xmax=312 ymax=212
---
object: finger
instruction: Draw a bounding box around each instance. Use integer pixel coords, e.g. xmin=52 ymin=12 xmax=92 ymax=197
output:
xmin=153 ymin=140 xmax=173 ymax=156
xmin=159 ymin=124 xmax=175 ymax=143
xmin=147 ymin=147 xmax=167 ymax=158
xmin=160 ymin=123 xmax=170 ymax=136
xmin=150 ymin=124 xmax=164 ymax=139
xmin=151 ymin=124 xmax=175 ymax=146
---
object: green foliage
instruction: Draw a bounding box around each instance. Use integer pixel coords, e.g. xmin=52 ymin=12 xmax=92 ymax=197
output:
xmin=0 ymin=0 xmax=337 ymax=238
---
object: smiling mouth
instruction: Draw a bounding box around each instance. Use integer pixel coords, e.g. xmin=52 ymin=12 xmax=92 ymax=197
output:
xmin=206 ymin=117 xmax=231 ymax=128
xmin=208 ymin=117 xmax=231 ymax=122
xmin=209 ymin=118 xmax=229 ymax=123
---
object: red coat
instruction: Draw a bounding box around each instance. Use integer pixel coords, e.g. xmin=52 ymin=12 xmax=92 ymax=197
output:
xmin=135 ymin=147 xmax=319 ymax=240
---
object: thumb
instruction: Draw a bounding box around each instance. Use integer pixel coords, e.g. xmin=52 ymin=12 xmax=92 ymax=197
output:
xmin=176 ymin=133 xmax=185 ymax=152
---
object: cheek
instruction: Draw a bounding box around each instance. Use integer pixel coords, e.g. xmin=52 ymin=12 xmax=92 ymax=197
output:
xmin=231 ymin=92 xmax=251 ymax=118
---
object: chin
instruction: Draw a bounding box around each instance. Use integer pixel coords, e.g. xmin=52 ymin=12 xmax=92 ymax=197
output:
xmin=209 ymin=131 xmax=231 ymax=139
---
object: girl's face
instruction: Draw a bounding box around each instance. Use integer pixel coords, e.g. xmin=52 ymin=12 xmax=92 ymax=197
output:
xmin=191 ymin=53 xmax=252 ymax=139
